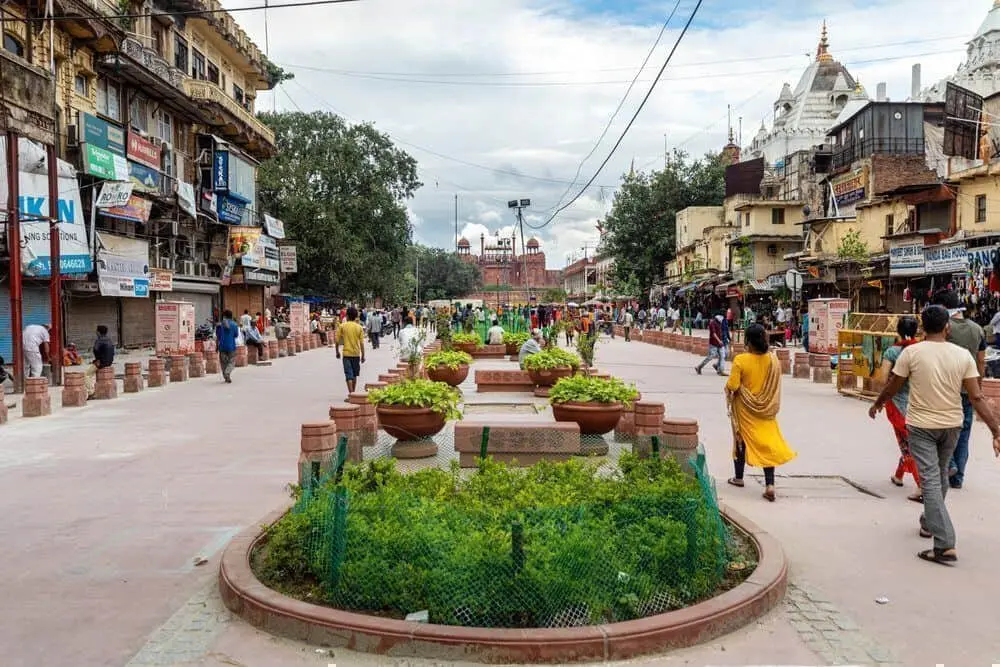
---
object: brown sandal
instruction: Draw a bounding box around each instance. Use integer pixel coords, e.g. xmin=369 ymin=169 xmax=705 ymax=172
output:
xmin=727 ymin=478 xmax=745 ymax=488
xmin=762 ymin=488 xmax=776 ymax=502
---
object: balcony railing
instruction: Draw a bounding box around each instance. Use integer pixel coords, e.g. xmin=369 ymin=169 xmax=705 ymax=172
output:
xmin=832 ymin=138 xmax=925 ymax=170
xmin=121 ymin=37 xmax=186 ymax=91
xmin=197 ymin=0 xmax=268 ymax=76
xmin=185 ymin=79 xmax=276 ymax=147
xmin=0 ymin=50 xmax=56 ymax=144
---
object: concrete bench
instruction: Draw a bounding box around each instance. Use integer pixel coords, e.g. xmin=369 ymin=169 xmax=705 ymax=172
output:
xmin=470 ymin=344 xmax=507 ymax=359
xmin=455 ymin=421 xmax=581 ymax=467
xmin=474 ymin=369 xmax=535 ymax=393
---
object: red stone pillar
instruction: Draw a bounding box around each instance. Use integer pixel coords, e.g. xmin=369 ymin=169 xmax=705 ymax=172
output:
xmin=329 ymin=403 xmax=363 ymax=462
xmin=775 ymin=348 xmax=791 ymax=375
xmin=92 ymin=367 xmax=117 ymax=399
xmin=22 ymin=377 xmax=51 ymax=417
xmin=268 ymin=340 xmax=279 ymax=360
xmin=62 ymin=371 xmax=87 ymax=407
xmin=793 ymin=352 xmax=811 ymax=379
xmin=188 ymin=352 xmax=205 ymax=378
xmin=247 ymin=344 xmax=259 ymax=365
xmin=169 ymin=355 xmax=188 ymax=382
xmin=124 ymin=362 xmax=144 ymax=393
xmin=810 ymin=354 xmax=832 ymax=384
xmin=147 ymin=358 xmax=167 ymax=387
xmin=347 ymin=392 xmax=377 ymax=447
xmin=278 ymin=338 xmax=288 ymax=357
xmin=204 ymin=352 xmax=220 ymax=375
xmin=613 ymin=391 xmax=642 ymax=442
xmin=634 ymin=400 xmax=666 ymax=457
xmin=298 ymin=422 xmax=338 ymax=488
xmin=662 ymin=417 xmax=699 ymax=476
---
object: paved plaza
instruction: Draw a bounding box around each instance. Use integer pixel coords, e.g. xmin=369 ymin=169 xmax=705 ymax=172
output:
xmin=2 ymin=335 xmax=999 ymax=666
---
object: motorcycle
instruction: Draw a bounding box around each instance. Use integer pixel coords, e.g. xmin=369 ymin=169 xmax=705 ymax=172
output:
xmin=195 ymin=319 xmax=216 ymax=342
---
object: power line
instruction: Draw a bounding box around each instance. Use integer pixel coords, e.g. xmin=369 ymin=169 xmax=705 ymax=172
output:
xmin=527 ymin=0 xmax=705 ymax=231
xmin=18 ymin=0 xmax=361 ymax=23
xmin=544 ymin=0 xmax=682 ymax=216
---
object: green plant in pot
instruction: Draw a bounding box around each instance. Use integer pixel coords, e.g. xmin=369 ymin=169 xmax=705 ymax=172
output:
xmin=451 ymin=331 xmax=481 ymax=355
xmin=424 ymin=349 xmax=474 ymax=386
xmin=523 ymin=348 xmax=581 ymax=387
xmin=549 ymin=375 xmax=639 ymax=436
xmin=502 ymin=331 xmax=530 ymax=356
xmin=436 ymin=313 xmax=454 ymax=350
xmin=369 ymin=379 xmax=462 ymax=457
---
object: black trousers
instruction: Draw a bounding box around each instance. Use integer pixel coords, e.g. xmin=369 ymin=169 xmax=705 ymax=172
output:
xmin=734 ymin=442 xmax=775 ymax=486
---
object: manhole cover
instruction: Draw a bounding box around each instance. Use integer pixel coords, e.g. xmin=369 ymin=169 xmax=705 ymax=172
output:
xmin=748 ymin=475 xmax=882 ymax=499
xmin=463 ymin=403 xmax=542 ymax=415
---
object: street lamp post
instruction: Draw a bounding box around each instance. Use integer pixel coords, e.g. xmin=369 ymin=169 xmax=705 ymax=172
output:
xmin=508 ymin=199 xmax=531 ymax=301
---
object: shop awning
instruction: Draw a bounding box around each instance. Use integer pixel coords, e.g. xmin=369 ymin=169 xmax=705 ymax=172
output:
xmin=675 ymin=282 xmax=697 ymax=295
xmin=746 ymin=279 xmax=774 ymax=292
xmin=714 ymin=279 xmax=741 ymax=295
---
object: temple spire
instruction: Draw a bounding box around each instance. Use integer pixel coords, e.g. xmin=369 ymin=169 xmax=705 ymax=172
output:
xmin=816 ymin=21 xmax=833 ymax=63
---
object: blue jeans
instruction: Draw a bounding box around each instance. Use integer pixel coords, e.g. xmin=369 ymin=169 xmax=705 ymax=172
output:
xmin=697 ymin=345 xmax=725 ymax=373
xmin=948 ymin=394 xmax=973 ymax=486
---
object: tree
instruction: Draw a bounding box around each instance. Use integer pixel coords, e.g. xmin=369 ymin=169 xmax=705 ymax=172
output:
xmin=542 ymin=287 xmax=568 ymax=303
xmin=257 ymin=111 xmax=421 ymax=300
xmin=410 ymin=245 xmax=481 ymax=301
xmin=600 ymin=151 xmax=725 ymax=293
xmin=836 ymin=228 xmax=870 ymax=310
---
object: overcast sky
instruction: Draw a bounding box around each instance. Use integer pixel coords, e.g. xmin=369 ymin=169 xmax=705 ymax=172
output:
xmin=229 ymin=0 xmax=990 ymax=268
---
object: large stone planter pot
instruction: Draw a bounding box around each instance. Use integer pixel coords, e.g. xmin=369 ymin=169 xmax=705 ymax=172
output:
xmin=426 ymin=364 xmax=470 ymax=387
xmin=552 ymin=400 xmax=623 ymax=435
xmin=505 ymin=342 xmax=519 ymax=356
xmin=376 ymin=405 xmax=446 ymax=449
xmin=528 ymin=365 xmax=574 ymax=387
xmin=454 ymin=343 xmax=478 ymax=356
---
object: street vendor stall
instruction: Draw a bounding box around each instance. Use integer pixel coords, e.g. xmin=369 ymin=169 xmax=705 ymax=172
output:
xmin=837 ymin=312 xmax=906 ymax=400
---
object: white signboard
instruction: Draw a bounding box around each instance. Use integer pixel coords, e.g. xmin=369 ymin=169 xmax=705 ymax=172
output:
xmin=924 ymin=244 xmax=968 ymax=274
xmin=96 ymin=251 xmax=149 ymax=297
xmin=969 ymin=245 xmax=999 ymax=272
xmin=263 ymin=213 xmax=285 ymax=239
xmin=258 ymin=234 xmax=281 ymax=271
xmin=95 ymin=181 xmax=134 ymax=208
xmin=279 ymin=245 xmax=297 ymax=273
xmin=176 ymin=181 xmax=197 ymax=219
xmin=889 ymin=243 xmax=925 ymax=276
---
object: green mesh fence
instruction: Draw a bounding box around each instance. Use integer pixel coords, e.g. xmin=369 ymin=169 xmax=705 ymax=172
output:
xmin=270 ymin=428 xmax=737 ymax=629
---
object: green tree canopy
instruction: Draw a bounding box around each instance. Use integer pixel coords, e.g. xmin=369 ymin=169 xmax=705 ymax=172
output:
xmin=600 ymin=151 xmax=724 ymax=293
xmin=257 ymin=111 xmax=421 ymax=299
xmin=411 ymin=244 xmax=482 ymax=301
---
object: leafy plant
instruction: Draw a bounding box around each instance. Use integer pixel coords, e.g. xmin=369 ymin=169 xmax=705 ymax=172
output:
xmin=544 ymin=320 xmax=563 ymax=349
xmin=452 ymin=332 xmax=481 ymax=346
xmin=368 ymin=379 xmax=463 ymax=421
xmin=576 ymin=330 xmax=597 ymax=367
xmin=425 ymin=350 xmax=473 ymax=370
xmin=522 ymin=348 xmax=581 ymax=371
xmin=436 ymin=312 xmax=454 ymax=349
xmin=502 ymin=331 xmax=530 ymax=346
xmin=549 ymin=375 xmax=639 ymax=407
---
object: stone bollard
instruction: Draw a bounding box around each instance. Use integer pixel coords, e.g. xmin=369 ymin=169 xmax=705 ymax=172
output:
xmin=775 ymin=348 xmax=792 ymax=375
xmin=348 ymin=392 xmax=378 ymax=447
xmin=365 ymin=381 xmax=388 ymax=393
xmin=204 ymin=352 xmax=220 ymax=375
xmin=837 ymin=357 xmax=855 ymax=392
xmin=0 ymin=394 xmax=7 ymax=424
xmin=259 ymin=342 xmax=270 ymax=362
xmin=330 ymin=403 xmax=364 ymax=462
xmin=247 ymin=344 xmax=259 ymax=365
xmin=147 ymin=358 xmax=167 ymax=387
xmin=286 ymin=335 xmax=297 ymax=356
xmin=613 ymin=391 xmax=643 ymax=443
xmin=278 ymin=338 xmax=288 ymax=358
xmin=633 ymin=400 xmax=666 ymax=457
xmin=92 ymin=367 xmax=118 ymax=400
xmin=977 ymin=379 xmax=1000 ymax=421
xmin=188 ymin=351 xmax=205 ymax=378
xmin=169 ymin=355 xmax=188 ymax=382
xmin=124 ymin=362 xmax=144 ymax=393
xmin=22 ymin=377 xmax=51 ymax=417
xmin=810 ymin=354 xmax=832 ymax=384
xmin=293 ymin=334 xmax=302 ymax=354
xmin=235 ymin=346 xmax=248 ymax=367
xmin=268 ymin=340 xmax=279 ymax=360
xmin=299 ymin=422 xmax=338 ymax=488
xmin=62 ymin=371 xmax=88 ymax=407
xmin=793 ymin=352 xmax=811 ymax=379
xmin=661 ymin=418 xmax=699 ymax=476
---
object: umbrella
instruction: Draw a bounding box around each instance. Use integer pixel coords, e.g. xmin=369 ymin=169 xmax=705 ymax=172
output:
xmin=567 ymin=302 xmax=580 ymax=308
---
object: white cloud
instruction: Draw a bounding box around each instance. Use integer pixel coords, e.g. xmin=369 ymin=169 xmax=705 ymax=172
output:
xmin=232 ymin=0 xmax=989 ymax=270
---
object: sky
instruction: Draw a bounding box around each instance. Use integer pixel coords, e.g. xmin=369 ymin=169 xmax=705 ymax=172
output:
xmin=227 ymin=0 xmax=992 ymax=269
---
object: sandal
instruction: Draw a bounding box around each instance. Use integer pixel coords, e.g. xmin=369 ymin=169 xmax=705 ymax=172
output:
xmin=890 ymin=476 xmax=904 ymax=487
xmin=917 ymin=548 xmax=957 ymax=566
xmin=762 ymin=488 xmax=776 ymax=502
xmin=727 ymin=478 xmax=745 ymax=488
xmin=919 ymin=527 xmax=932 ymax=539
xmin=908 ymin=493 xmax=923 ymax=504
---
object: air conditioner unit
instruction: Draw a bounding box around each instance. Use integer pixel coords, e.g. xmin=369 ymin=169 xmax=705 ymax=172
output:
xmin=196 ymin=262 xmax=209 ymax=277
xmin=67 ymin=125 xmax=79 ymax=146
xmin=156 ymin=256 xmax=173 ymax=270
xmin=179 ymin=260 xmax=195 ymax=275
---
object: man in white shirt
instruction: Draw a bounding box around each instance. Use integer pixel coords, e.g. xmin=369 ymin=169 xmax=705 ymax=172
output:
xmin=23 ymin=323 xmax=51 ymax=378
xmin=486 ymin=320 xmax=505 ymax=345
xmin=623 ymin=310 xmax=634 ymax=342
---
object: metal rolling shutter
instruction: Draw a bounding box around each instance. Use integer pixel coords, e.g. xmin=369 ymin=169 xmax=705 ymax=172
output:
xmin=0 ymin=286 xmax=53 ymax=361
xmin=121 ymin=297 xmax=156 ymax=348
xmin=66 ymin=294 xmax=120 ymax=350
xmin=222 ymin=286 xmax=263 ymax=321
xmin=171 ymin=292 xmax=215 ymax=328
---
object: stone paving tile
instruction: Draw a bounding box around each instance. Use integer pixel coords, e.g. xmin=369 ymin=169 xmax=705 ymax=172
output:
xmin=126 ymin=579 xmax=231 ymax=666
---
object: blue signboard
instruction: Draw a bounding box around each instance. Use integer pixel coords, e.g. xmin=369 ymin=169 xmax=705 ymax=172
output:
xmin=129 ymin=161 xmax=161 ymax=193
xmin=217 ymin=194 xmax=246 ymax=224
xmin=214 ymin=150 xmax=229 ymax=190
xmin=80 ymin=112 xmax=126 ymax=156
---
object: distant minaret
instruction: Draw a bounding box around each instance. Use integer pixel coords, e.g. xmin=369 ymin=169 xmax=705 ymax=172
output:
xmin=721 ymin=104 xmax=741 ymax=165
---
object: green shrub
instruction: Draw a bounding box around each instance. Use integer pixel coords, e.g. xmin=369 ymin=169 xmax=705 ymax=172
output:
xmin=368 ymin=379 xmax=463 ymax=421
xmin=522 ymin=348 xmax=581 ymax=371
xmin=451 ymin=332 xmax=481 ymax=346
xmin=256 ymin=455 xmax=732 ymax=628
xmin=425 ymin=350 xmax=474 ymax=370
xmin=502 ymin=331 xmax=530 ymax=346
xmin=549 ymin=375 xmax=639 ymax=407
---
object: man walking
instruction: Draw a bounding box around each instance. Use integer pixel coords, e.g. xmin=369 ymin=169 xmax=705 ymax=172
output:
xmin=695 ymin=313 xmax=727 ymax=376
xmin=22 ymin=323 xmax=51 ymax=378
xmin=335 ymin=306 xmax=366 ymax=394
xmin=870 ymin=305 xmax=1000 ymax=565
xmin=623 ymin=309 xmax=634 ymax=342
xmin=932 ymin=289 xmax=985 ymax=489
xmin=366 ymin=308 xmax=383 ymax=349
xmin=216 ymin=310 xmax=239 ymax=384
xmin=390 ymin=307 xmax=401 ymax=339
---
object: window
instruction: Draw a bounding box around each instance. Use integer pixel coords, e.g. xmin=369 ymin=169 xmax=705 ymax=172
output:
xmin=129 ymin=95 xmax=148 ymax=132
xmin=154 ymin=109 xmax=172 ymax=143
xmin=206 ymin=61 xmax=219 ymax=85
xmin=192 ymin=49 xmax=206 ymax=80
xmin=96 ymin=78 xmax=121 ymax=121
xmin=174 ymin=34 xmax=188 ymax=73
xmin=232 ymin=83 xmax=245 ymax=107
xmin=152 ymin=23 xmax=166 ymax=58
xmin=221 ymin=72 xmax=226 ymax=90
xmin=885 ymin=214 xmax=894 ymax=237
xmin=742 ymin=212 xmax=749 ymax=227
xmin=771 ymin=208 xmax=785 ymax=225
xmin=767 ymin=244 xmax=778 ymax=256
xmin=74 ymin=74 xmax=89 ymax=96
xmin=4 ymin=32 xmax=24 ymax=58
xmin=976 ymin=194 xmax=987 ymax=223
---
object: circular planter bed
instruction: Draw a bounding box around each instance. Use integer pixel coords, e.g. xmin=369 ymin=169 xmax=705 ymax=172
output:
xmin=552 ymin=401 xmax=623 ymax=435
xmin=376 ymin=405 xmax=446 ymax=443
xmin=505 ymin=343 xmax=519 ymax=356
xmin=426 ymin=363 xmax=470 ymax=387
xmin=528 ymin=366 xmax=574 ymax=387
xmin=454 ymin=342 xmax=478 ymax=355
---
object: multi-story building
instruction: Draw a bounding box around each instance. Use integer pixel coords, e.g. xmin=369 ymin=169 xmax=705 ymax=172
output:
xmin=456 ymin=233 xmax=562 ymax=304
xmin=562 ymin=256 xmax=597 ymax=302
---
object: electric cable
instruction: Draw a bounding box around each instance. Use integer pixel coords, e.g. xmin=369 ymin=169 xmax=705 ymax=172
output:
xmin=18 ymin=0 xmax=361 ymax=23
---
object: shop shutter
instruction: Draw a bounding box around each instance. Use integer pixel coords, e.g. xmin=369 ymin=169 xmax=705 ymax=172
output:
xmin=121 ymin=297 xmax=156 ymax=348
xmin=66 ymin=294 xmax=120 ymax=351
xmin=0 ymin=286 xmax=53 ymax=361
xmin=223 ymin=286 xmax=263 ymax=322
xmin=171 ymin=292 xmax=215 ymax=328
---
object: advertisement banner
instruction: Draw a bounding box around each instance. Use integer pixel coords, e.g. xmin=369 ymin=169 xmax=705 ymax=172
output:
xmin=83 ymin=144 xmax=129 ymax=180
xmin=258 ymin=234 xmax=280 ymax=271
xmin=156 ymin=301 xmax=195 ymax=356
xmin=807 ymin=298 xmax=849 ymax=354
xmin=96 ymin=181 xmax=134 ymax=208
xmin=217 ymin=194 xmax=246 ymax=224
xmin=176 ymin=181 xmax=197 ymax=219
xmin=831 ymin=168 xmax=867 ymax=207
xmin=243 ymin=267 xmax=280 ymax=285
xmin=924 ymin=244 xmax=968 ymax=274
xmin=263 ymin=214 xmax=285 ymax=239
xmin=127 ymin=133 xmax=161 ymax=169
xmin=96 ymin=251 xmax=149 ymax=298
xmin=229 ymin=227 xmax=262 ymax=266
xmin=17 ymin=170 xmax=92 ymax=277
xmin=289 ymin=302 xmax=310 ymax=337
xmin=149 ymin=268 xmax=174 ymax=291
xmin=129 ymin=161 xmax=161 ymax=193
xmin=102 ymin=194 xmax=152 ymax=223
xmin=80 ymin=112 xmax=126 ymax=155
xmin=968 ymin=245 xmax=999 ymax=273
xmin=889 ymin=243 xmax=925 ymax=276
xmin=279 ymin=245 xmax=298 ymax=273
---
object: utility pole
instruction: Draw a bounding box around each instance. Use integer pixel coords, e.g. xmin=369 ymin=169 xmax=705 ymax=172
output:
xmin=507 ymin=199 xmax=531 ymax=302
xmin=6 ymin=131 xmax=25 ymax=392
xmin=454 ymin=194 xmax=458 ymax=251
xmin=664 ymin=133 xmax=667 ymax=170
xmin=415 ymin=255 xmax=420 ymax=304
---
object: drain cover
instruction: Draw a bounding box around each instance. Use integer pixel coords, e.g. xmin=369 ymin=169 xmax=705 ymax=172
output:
xmin=463 ymin=403 xmax=541 ymax=415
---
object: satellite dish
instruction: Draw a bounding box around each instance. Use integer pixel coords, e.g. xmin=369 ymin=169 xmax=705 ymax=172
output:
xmin=785 ymin=270 xmax=803 ymax=291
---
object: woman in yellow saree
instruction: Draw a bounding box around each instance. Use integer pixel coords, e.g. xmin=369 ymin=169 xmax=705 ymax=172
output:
xmin=725 ymin=324 xmax=797 ymax=501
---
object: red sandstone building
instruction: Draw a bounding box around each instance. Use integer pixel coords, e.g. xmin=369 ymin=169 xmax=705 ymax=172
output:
xmin=457 ymin=233 xmax=562 ymax=303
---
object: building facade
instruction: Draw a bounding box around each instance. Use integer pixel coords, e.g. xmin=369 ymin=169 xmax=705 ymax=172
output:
xmin=456 ymin=233 xmax=562 ymax=304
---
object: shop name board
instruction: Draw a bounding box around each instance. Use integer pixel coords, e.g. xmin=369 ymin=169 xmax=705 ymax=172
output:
xmin=149 ymin=268 xmax=173 ymax=291
xmin=279 ymin=245 xmax=297 ymax=273
xmin=80 ymin=112 xmax=125 ymax=155
xmin=102 ymin=194 xmax=152 ymax=223
xmin=969 ymin=245 xmax=1000 ymax=272
xmin=263 ymin=214 xmax=285 ymax=239
xmin=96 ymin=251 xmax=149 ymax=298
xmin=242 ymin=267 xmax=280 ymax=285
xmin=129 ymin=161 xmax=161 ymax=193
xmin=217 ymin=194 xmax=246 ymax=224
xmin=213 ymin=150 xmax=255 ymax=203
xmin=923 ymin=244 xmax=968 ymax=274
xmin=83 ymin=144 xmax=129 ymax=180
xmin=831 ymin=168 xmax=867 ymax=207
xmin=258 ymin=234 xmax=281 ymax=271
xmin=127 ymin=133 xmax=161 ymax=169
xmin=96 ymin=181 xmax=134 ymax=208
xmin=889 ymin=243 xmax=925 ymax=276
